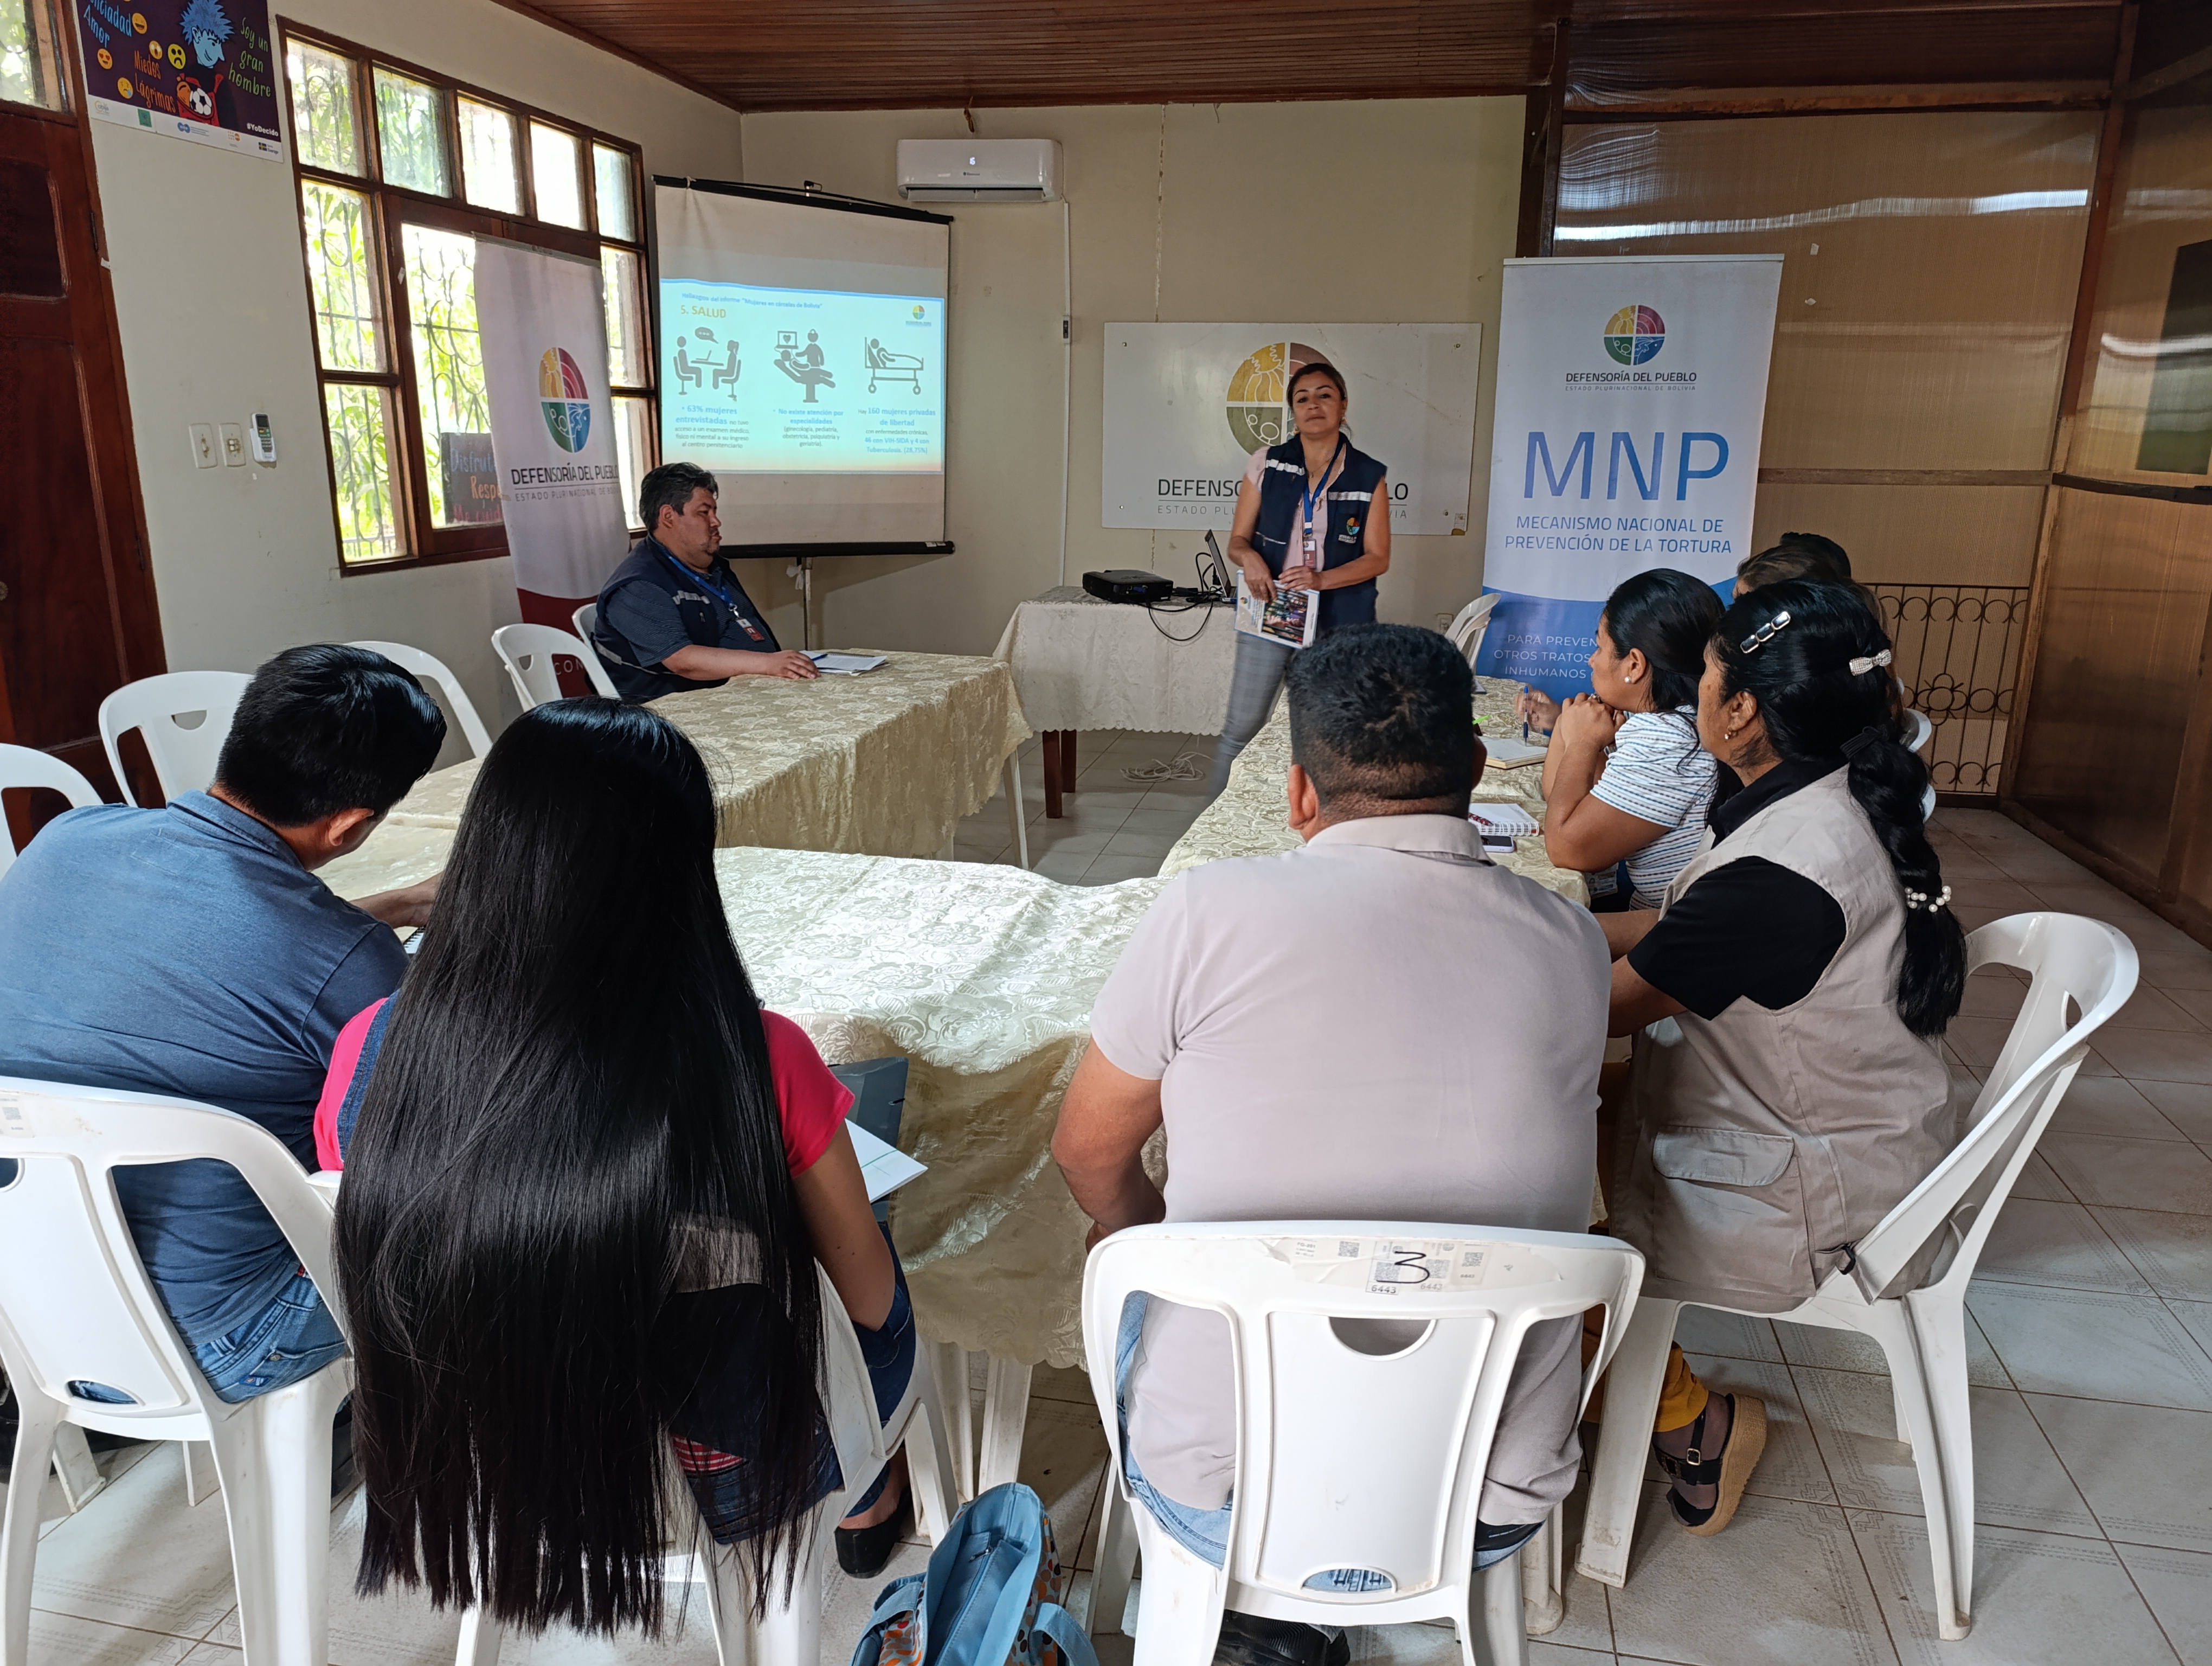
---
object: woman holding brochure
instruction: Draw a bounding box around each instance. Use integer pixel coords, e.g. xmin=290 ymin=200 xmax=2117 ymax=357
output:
xmin=319 ymin=700 xmax=924 ymax=1639
xmin=1210 ymin=359 xmax=1393 ymax=792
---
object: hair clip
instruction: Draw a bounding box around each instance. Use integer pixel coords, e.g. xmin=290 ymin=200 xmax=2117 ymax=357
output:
xmin=1739 ymin=610 xmax=1792 ymax=653
xmin=1903 ymin=885 xmax=1953 ymax=914
xmin=1840 ymin=725 xmax=1886 ymax=759
xmin=1847 ymin=648 xmax=1894 ymax=676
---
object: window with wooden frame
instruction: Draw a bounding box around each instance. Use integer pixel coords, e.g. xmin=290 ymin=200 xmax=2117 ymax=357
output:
xmin=278 ymin=23 xmax=654 ymax=571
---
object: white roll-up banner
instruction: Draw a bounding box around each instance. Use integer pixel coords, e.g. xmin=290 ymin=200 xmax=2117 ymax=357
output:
xmin=655 ymin=184 xmax=950 ymax=547
xmin=1478 ymin=255 xmax=1783 ymax=700
xmin=473 ymin=238 xmax=631 ymax=613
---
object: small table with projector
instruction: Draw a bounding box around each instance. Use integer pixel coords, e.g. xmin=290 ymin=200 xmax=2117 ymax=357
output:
xmin=992 ymin=580 xmax=1236 ymax=816
xmin=386 ymin=651 xmax=1032 ymax=862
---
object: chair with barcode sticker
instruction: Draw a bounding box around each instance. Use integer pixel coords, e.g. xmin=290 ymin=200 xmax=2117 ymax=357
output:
xmin=1576 ymin=913 xmax=2136 ymax=1641
xmin=1082 ymin=1222 xmax=1643 ymax=1666
xmin=0 ymin=1076 xmax=352 ymax=1666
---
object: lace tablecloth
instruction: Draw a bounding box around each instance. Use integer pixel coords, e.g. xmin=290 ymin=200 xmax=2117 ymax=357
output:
xmin=378 ymin=653 xmax=1029 ymax=857
xmin=992 ymin=586 xmax=1236 ymax=734
xmin=320 ymin=829 xmax=1149 ymax=1368
xmin=1161 ymin=683 xmax=1591 ymax=906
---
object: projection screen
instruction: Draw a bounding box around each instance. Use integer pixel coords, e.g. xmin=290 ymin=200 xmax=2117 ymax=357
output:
xmin=655 ymin=182 xmax=950 ymax=549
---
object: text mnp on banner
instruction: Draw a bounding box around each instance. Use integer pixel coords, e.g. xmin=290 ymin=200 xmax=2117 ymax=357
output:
xmin=1477 ymin=255 xmax=1783 ymax=701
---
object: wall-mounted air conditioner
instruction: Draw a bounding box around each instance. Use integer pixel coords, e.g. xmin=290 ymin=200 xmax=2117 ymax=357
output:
xmin=897 ymin=139 xmax=1063 ymax=203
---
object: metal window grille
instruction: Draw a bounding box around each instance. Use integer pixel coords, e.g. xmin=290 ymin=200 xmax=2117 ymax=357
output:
xmin=1870 ymin=585 xmax=2030 ymax=799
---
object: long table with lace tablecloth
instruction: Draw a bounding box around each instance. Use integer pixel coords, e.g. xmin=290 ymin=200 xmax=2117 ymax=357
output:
xmin=381 ymin=652 xmax=1030 ymax=858
xmin=320 ymin=831 xmax=1157 ymax=1374
xmin=1161 ymin=680 xmax=1590 ymax=906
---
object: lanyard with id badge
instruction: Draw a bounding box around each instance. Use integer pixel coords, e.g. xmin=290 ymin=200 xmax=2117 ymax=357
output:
xmin=663 ymin=549 xmax=768 ymax=644
xmin=1297 ymin=435 xmax=1348 ymax=573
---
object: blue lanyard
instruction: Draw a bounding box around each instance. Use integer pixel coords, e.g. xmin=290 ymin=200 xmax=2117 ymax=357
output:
xmin=661 ymin=544 xmax=735 ymax=608
xmin=1300 ymin=437 xmax=1348 ymax=558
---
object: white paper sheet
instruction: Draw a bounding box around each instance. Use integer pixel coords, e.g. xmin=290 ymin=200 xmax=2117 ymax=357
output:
xmin=849 ymin=1120 xmax=927 ymax=1202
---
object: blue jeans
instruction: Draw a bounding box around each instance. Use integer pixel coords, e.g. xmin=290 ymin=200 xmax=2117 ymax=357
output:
xmin=72 ymin=1268 xmax=346 ymax=1407
xmin=1114 ymin=1295 xmax=1538 ymax=1582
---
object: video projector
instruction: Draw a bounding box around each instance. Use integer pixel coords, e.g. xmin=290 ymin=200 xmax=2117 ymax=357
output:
xmin=1082 ymin=569 xmax=1175 ymax=604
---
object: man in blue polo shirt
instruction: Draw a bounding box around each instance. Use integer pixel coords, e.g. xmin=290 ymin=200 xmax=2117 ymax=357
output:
xmin=0 ymin=645 xmax=446 ymax=1401
xmin=589 ymin=461 xmax=820 ymax=701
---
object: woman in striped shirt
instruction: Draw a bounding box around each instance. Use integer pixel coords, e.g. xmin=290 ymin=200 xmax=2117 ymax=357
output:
xmin=1515 ymin=569 xmax=1725 ymax=908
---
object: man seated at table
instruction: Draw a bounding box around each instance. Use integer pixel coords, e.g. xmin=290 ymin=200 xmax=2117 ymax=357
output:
xmin=1054 ymin=624 xmax=1609 ymax=1666
xmin=0 ymin=645 xmax=445 ymax=1402
xmin=590 ymin=460 xmax=820 ymax=700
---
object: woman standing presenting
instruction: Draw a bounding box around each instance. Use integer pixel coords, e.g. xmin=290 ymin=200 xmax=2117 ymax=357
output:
xmin=1210 ymin=361 xmax=1392 ymax=792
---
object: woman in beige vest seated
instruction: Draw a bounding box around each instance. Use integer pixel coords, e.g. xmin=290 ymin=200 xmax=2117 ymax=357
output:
xmin=1600 ymin=578 xmax=1965 ymax=1535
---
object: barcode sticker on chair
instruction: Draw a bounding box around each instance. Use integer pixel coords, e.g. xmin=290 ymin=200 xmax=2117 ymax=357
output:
xmin=1278 ymin=1236 xmax=1490 ymax=1291
xmin=0 ymin=1094 xmax=27 ymax=1137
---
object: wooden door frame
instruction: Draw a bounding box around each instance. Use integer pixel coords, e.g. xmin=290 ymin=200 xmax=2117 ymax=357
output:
xmin=2 ymin=3 xmax=168 ymax=798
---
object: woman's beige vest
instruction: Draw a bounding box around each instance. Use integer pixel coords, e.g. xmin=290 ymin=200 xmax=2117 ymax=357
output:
xmin=1612 ymin=766 xmax=1953 ymax=1312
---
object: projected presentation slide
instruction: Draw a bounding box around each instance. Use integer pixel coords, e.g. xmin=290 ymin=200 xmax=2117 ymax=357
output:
xmin=660 ymin=280 xmax=945 ymax=475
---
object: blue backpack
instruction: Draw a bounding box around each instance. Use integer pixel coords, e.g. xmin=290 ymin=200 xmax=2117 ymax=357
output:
xmin=847 ymin=1484 xmax=1100 ymax=1666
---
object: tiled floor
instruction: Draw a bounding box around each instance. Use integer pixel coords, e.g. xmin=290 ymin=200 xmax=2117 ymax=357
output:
xmin=952 ymin=729 xmax=1219 ymax=884
xmin=8 ymin=809 xmax=2212 ymax=1663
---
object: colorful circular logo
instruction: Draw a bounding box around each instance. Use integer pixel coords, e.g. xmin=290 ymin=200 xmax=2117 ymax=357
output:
xmin=1603 ymin=305 xmax=1666 ymax=366
xmin=1224 ymin=338 xmax=1327 ymax=451
xmin=911 ymin=304 xmax=926 ymax=319
xmin=537 ymin=347 xmax=592 ymax=452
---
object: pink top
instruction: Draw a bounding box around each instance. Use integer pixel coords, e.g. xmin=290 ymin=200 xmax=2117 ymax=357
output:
xmin=313 ymin=1001 xmax=854 ymax=1177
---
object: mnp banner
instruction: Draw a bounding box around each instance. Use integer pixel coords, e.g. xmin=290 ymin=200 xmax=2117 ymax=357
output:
xmin=474 ymin=238 xmax=629 ymax=624
xmin=1478 ymin=255 xmax=1782 ymax=700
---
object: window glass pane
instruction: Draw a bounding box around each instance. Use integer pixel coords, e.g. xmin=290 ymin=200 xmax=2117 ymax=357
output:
xmin=593 ymin=143 xmax=635 ymax=241
xmin=284 ymin=39 xmax=360 ymax=171
xmin=324 ymin=383 xmax=404 ymax=564
xmin=601 ymin=245 xmax=647 ymax=387
xmin=373 ymin=69 xmax=448 ymax=196
xmin=3 ymin=0 xmax=67 ymax=112
xmin=401 ymin=224 xmax=500 ymax=529
xmin=458 ymin=98 xmax=519 ymax=214
xmin=300 ymin=182 xmax=383 ymax=373
xmin=612 ymin=395 xmax=653 ymax=530
xmin=531 ymin=122 xmax=584 ymax=228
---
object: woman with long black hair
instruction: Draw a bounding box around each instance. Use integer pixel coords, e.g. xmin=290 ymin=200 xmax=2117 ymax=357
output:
xmin=1210 ymin=360 xmax=1393 ymax=793
xmin=323 ymin=700 xmax=917 ymax=1639
xmin=1597 ymin=578 xmax=1965 ymax=1537
xmin=1513 ymin=568 xmax=1724 ymax=909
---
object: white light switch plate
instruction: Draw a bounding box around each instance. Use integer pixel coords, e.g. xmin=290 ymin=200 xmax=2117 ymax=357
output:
xmin=189 ymin=423 xmax=217 ymax=469
xmin=220 ymin=422 xmax=246 ymax=466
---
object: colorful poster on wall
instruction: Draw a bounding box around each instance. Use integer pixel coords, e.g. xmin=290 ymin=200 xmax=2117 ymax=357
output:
xmin=472 ymin=237 xmax=629 ymax=621
xmin=1478 ymin=255 xmax=1783 ymax=701
xmin=76 ymin=0 xmax=285 ymax=161
xmin=1099 ymin=324 xmax=1481 ymax=535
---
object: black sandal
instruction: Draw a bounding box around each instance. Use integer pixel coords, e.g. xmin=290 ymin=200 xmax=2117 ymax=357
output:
xmin=1652 ymin=1392 xmax=1767 ymax=1536
xmin=834 ymin=1486 xmax=912 ymax=1578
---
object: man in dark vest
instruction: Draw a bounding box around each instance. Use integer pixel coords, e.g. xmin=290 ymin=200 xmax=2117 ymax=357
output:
xmin=590 ymin=462 xmax=819 ymax=701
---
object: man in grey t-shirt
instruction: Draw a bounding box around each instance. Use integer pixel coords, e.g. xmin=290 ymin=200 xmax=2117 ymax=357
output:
xmin=1054 ymin=625 xmax=1607 ymax=1666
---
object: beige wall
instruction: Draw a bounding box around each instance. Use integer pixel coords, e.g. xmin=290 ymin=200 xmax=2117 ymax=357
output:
xmin=736 ymin=99 xmax=1525 ymax=656
xmin=90 ymin=0 xmax=743 ymax=741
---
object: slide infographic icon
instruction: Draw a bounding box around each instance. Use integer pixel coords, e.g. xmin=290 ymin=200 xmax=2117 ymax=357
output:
xmin=660 ymin=279 xmax=944 ymax=474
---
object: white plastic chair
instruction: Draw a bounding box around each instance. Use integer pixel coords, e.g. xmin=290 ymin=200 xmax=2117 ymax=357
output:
xmin=453 ymin=1262 xmax=959 ymax=1666
xmin=490 ymin=623 xmax=619 ymax=710
xmin=348 ymin=642 xmax=494 ymax=759
xmin=1577 ymin=912 xmax=2138 ymax=1641
xmin=97 ymin=671 xmax=253 ymax=806
xmin=0 ymin=746 xmax=101 ymax=878
xmin=0 ymin=1076 xmax=352 ymax=1666
xmin=571 ymin=601 xmax=597 ymax=643
xmin=1083 ymin=1221 xmax=1645 ymax=1666
xmin=1444 ymin=593 xmax=1503 ymax=670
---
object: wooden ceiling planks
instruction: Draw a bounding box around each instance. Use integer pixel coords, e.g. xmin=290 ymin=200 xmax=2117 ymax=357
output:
xmin=490 ymin=0 xmax=2131 ymax=112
